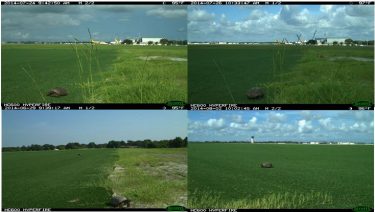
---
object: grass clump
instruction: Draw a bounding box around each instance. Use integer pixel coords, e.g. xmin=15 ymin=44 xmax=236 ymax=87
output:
xmin=189 ymin=190 xmax=333 ymax=209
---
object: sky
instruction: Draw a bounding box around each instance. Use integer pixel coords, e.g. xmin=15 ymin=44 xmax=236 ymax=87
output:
xmin=188 ymin=5 xmax=374 ymax=42
xmin=2 ymin=110 xmax=187 ymax=147
xmin=188 ymin=110 xmax=374 ymax=143
xmin=1 ymin=5 xmax=187 ymax=42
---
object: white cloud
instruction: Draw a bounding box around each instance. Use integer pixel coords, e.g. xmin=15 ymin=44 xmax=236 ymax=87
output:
xmin=147 ymin=7 xmax=187 ymax=19
xmin=249 ymin=117 xmax=257 ymax=124
xmin=13 ymin=32 xmax=30 ymax=39
xmin=189 ymin=9 xmax=215 ymax=22
xmin=320 ymin=5 xmax=333 ymax=13
xmin=268 ymin=112 xmax=286 ymax=122
xmin=188 ymin=5 xmax=374 ymax=42
xmin=207 ymin=118 xmax=225 ymax=129
xmin=350 ymin=122 xmax=369 ymax=133
xmin=318 ymin=117 xmax=334 ymax=130
xmin=298 ymin=119 xmax=313 ymax=133
xmin=229 ymin=116 xmax=257 ymax=130
xmin=232 ymin=115 xmax=243 ymax=123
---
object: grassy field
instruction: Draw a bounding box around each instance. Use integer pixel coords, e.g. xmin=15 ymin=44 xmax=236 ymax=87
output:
xmin=2 ymin=149 xmax=117 ymax=208
xmin=2 ymin=44 xmax=187 ymax=103
xmin=2 ymin=148 xmax=187 ymax=208
xmin=188 ymin=45 xmax=374 ymax=104
xmin=188 ymin=143 xmax=373 ymax=209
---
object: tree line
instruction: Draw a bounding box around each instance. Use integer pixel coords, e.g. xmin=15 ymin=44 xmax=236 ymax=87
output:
xmin=2 ymin=137 xmax=187 ymax=152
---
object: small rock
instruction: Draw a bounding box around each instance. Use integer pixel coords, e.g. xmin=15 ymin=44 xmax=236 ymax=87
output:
xmin=246 ymin=87 xmax=265 ymax=99
xmin=260 ymin=162 xmax=273 ymax=168
xmin=47 ymin=87 xmax=68 ymax=97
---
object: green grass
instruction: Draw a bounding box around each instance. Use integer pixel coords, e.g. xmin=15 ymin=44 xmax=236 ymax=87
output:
xmin=106 ymin=148 xmax=187 ymax=208
xmin=188 ymin=45 xmax=374 ymax=104
xmin=188 ymin=143 xmax=374 ymax=209
xmin=2 ymin=44 xmax=187 ymax=103
xmin=2 ymin=148 xmax=187 ymax=208
xmin=2 ymin=149 xmax=117 ymax=208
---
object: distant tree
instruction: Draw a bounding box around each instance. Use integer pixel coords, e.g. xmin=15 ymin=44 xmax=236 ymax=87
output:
xmin=183 ymin=137 xmax=188 ymax=147
xmin=123 ymin=39 xmax=133 ymax=45
xmin=306 ymin=39 xmax=317 ymax=45
xmin=65 ymin=142 xmax=81 ymax=149
xmin=333 ymin=41 xmax=338 ymax=45
xmin=148 ymin=41 xmax=153 ymax=45
xmin=107 ymin=140 xmax=121 ymax=148
xmin=56 ymin=145 xmax=65 ymax=150
xmin=160 ymin=38 xmax=169 ymax=45
xmin=169 ymin=137 xmax=184 ymax=148
xmin=87 ymin=142 xmax=96 ymax=148
xmin=42 ymin=144 xmax=55 ymax=150
xmin=339 ymin=42 xmax=344 ymax=46
xmin=345 ymin=38 xmax=353 ymax=45
xmin=30 ymin=144 xmax=43 ymax=151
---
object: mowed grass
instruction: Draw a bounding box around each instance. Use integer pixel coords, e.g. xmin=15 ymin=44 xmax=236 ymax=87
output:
xmin=188 ymin=143 xmax=373 ymax=208
xmin=2 ymin=44 xmax=187 ymax=103
xmin=2 ymin=149 xmax=117 ymax=208
xmin=188 ymin=45 xmax=374 ymax=104
xmin=105 ymin=148 xmax=187 ymax=208
xmin=96 ymin=46 xmax=187 ymax=103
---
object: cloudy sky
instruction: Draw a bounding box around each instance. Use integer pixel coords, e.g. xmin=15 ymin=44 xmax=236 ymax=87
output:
xmin=188 ymin=5 xmax=374 ymax=42
xmin=2 ymin=110 xmax=187 ymax=147
xmin=1 ymin=5 xmax=187 ymax=42
xmin=188 ymin=111 xmax=374 ymax=143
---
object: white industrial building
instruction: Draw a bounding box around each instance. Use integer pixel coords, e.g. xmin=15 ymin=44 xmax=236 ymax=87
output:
xmin=140 ymin=38 xmax=163 ymax=45
xmin=327 ymin=38 xmax=347 ymax=45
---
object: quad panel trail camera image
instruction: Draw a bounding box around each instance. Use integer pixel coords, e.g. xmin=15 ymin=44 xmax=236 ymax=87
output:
xmin=188 ymin=110 xmax=374 ymax=209
xmin=188 ymin=5 xmax=374 ymax=104
xmin=1 ymin=5 xmax=187 ymax=103
xmin=2 ymin=110 xmax=187 ymax=208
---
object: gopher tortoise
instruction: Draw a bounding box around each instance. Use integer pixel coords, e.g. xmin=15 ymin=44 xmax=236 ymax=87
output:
xmin=47 ymin=87 xmax=68 ymax=97
xmin=111 ymin=193 xmax=130 ymax=208
xmin=246 ymin=87 xmax=265 ymax=99
xmin=260 ymin=162 xmax=273 ymax=168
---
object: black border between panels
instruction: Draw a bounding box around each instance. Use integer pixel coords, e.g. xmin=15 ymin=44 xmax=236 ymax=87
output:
xmin=1 ymin=208 xmax=362 ymax=211
xmin=1 ymin=103 xmax=374 ymax=110
xmin=1 ymin=1 xmax=374 ymax=5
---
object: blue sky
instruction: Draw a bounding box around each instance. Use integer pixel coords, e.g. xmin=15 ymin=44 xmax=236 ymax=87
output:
xmin=188 ymin=5 xmax=374 ymax=42
xmin=1 ymin=5 xmax=187 ymax=42
xmin=188 ymin=111 xmax=374 ymax=143
xmin=2 ymin=110 xmax=187 ymax=147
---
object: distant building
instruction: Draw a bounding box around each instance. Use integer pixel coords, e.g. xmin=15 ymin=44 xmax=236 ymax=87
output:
xmin=327 ymin=38 xmax=347 ymax=45
xmin=140 ymin=38 xmax=163 ymax=45
xmin=338 ymin=142 xmax=355 ymax=145
xmin=315 ymin=38 xmax=327 ymax=45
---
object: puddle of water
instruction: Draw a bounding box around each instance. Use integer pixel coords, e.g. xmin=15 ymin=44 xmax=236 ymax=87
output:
xmin=138 ymin=56 xmax=187 ymax=62
xmin=329 ymin=56 xmax=373 ymax=62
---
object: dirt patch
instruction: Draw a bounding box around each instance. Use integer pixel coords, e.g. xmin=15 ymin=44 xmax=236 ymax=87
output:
xmin=68 ymin=198 xmax=80 ymax=203
xmin=138 ymin=56 xmax=187 ymax=62
xmin=141 ymin=162 xmax=187 ymax=180
xmin=329 ymin=56 xmax=373 ymax=62
xmin=109 ymin=165 xmax=125 ymax=179
xmin=114 ymin=166 xmax=125 ymax=172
